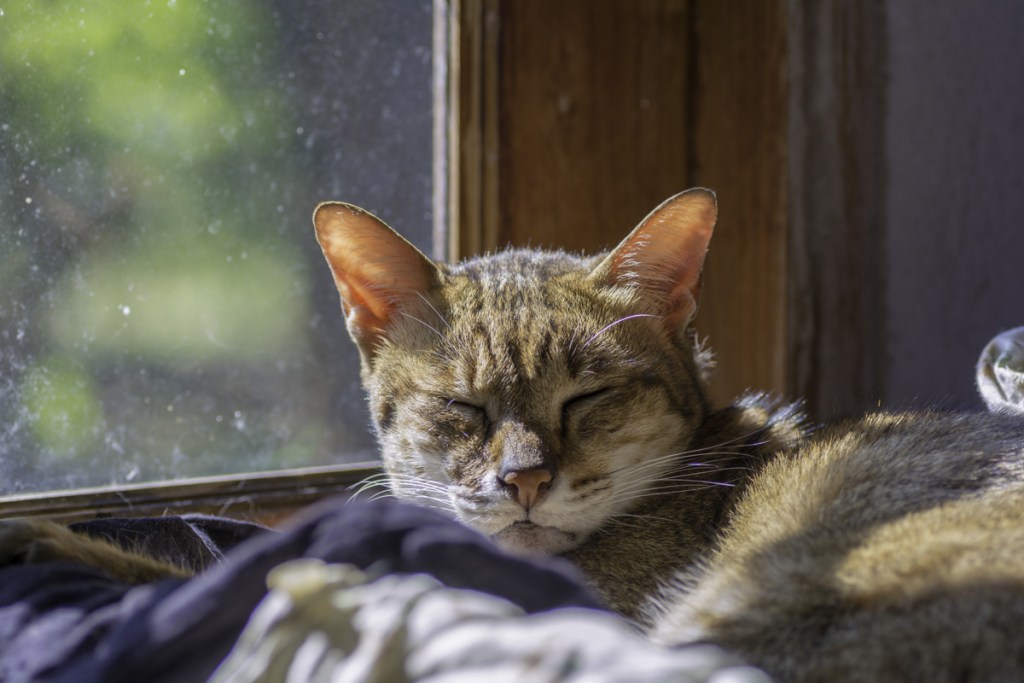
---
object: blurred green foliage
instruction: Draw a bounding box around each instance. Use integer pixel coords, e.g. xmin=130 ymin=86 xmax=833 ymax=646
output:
xmin=0 ymin=0 xmax=276 ymax=160
xmin=20 ymin=356 xmax=104 ymax=457
xmin=48 ymin=245 xmax=308 ymax=364
xmin=0 ymin=1 xmax=385 ymax=493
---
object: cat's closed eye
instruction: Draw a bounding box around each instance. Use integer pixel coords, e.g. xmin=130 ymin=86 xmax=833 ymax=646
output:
xmin=444 ymin=398 xmax=488 ymax=427
xmin=562 ymin=387 xmax=614 ymax=425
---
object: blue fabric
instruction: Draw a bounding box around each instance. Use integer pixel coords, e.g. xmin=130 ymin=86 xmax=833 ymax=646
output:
xmin=0 ymin=498 xmax=602 ymax=683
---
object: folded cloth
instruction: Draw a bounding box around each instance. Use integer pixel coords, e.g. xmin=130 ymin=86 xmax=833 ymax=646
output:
xmin=0 ymin=498 xmax=603 ymax=683
xmin=977 ymin=326 xmax=1024 ymax=415
xmin=209 ymin=559 xmax=765 ymax=683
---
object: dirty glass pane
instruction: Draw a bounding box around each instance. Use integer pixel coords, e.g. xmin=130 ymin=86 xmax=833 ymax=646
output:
xmin=0 ymin=0 xmax=438 ymax=494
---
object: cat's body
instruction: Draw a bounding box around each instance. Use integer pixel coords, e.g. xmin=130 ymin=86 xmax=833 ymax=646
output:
xmin=649 ymin=409 xmax=1024 ymax=681
xmin=3 ymin=189 xmax=1023 ymax=681
xmin=565 ymin=406 xmax=1024 ymax=681
xmin=312 ymin=189 xmax=1024 ymax=681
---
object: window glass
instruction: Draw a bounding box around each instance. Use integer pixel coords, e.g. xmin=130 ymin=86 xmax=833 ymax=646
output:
xmin=0 ymin=0 xmax=437 ymax=494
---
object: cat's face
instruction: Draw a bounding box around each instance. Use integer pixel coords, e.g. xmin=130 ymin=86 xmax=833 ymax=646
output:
xmin=315 ymin=189 xmax=717 ymax=555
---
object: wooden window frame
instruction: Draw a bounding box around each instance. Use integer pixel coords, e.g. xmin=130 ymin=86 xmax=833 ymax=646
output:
xmin=0 ymin=462 xmax=381 ymax=525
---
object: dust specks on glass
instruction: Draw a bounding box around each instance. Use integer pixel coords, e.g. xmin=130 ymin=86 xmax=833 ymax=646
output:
xmin=0 ymin=0 xmax=436 ymax=494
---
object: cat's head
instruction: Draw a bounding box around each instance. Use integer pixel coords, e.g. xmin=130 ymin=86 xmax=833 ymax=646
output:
xmin=314 ymin=189 xmax=717 ymax=555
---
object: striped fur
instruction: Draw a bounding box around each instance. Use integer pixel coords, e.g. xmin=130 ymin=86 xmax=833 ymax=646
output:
xmin=317 ymin=190 xmax=1024 ymax=681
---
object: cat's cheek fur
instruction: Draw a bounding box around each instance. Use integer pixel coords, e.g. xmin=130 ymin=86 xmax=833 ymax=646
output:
xmin=594 ymin=413 xmax=697 ymax=501
xmin=378 ymin=431 xmax=455 ymax=514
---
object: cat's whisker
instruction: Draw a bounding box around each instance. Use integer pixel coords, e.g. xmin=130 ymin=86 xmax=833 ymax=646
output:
xmin=382 ymin=475 xmax=456 ymax=508
xmin=348 ymin=482 xmax=375 ymax=497
xmin=658 ymin=466 xmax=755 ymax=479
xmin=606 ymin=456 xmax=685 ymax=478
xmin=352 ymin=477 xmax=388 ymax=489
xmin=605 ymin=477 xmax=737 ymax=505
xmin=565 ymin=330 xmax=583 ymax=363
xmin=350 ymin=483 xmax=388 ymax=499
xmin=685 ymin=433 xmax=774 ymax=453
xmin=402 ymin=489 xmax=454 ymax=501
xmin=600 ymin=517 xmax=646 ymax=531
xmin=351 ymin=471 xmax=390 ymax=485
xmin=676 ymin=442 xmax=775 ymax=459
xmin=384 ymin=472 xmax=453 ymax=492
xmin=582 ymin=313 xmax=663 ymax=349
xmin=352 ymin=487 xmax=386 ymax=501
xmin=349 ymin=473 xmax=394 ymax=495
xmin=415 ymin=500 xmax=457 ymax=516
xmin=633 ymin=480 xmax=736 ymax=493
xmin=606 ymin=430 xmax=776 ymax=479
xmin=400 ymin=492 xmax=455 ymax=508
xmin=387 ymin=479 xmax=450 ymax=495
xmin=615 ymin=457 xmax=754 ymax=483
xmin=603 ymin=483 xmax=734 ymax=508
xmin=672 ymin=462 xmax=752 ymax=473
xmin=614 ymin=456 xmax=720 ymax=479
xmin=453 ymin=509 xmax=495 ymax=528
xmin=616 ymin=471 xmax=742 ymax=491
xmin=397 ymin=311 xmax=446 ymax=341
xmin=607 ymin=448 xmax=762 ymax=478
xmin=673 ymin=448 xmax=767 ymax=461
xmin=607 ymin=511 xmax=680 ymax=525
xmin=415 ymin=291 xmax=453 ymax=331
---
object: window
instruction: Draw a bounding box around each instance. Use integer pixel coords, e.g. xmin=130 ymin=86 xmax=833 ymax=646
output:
xmin=0 ymin=0 xmax=439 ymax=501
xmin=4 ymin=1 xmax=908 ymax=520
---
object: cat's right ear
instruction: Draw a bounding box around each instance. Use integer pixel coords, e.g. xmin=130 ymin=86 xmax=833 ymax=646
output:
xmin=313 ymin=202 xmax=440 ymax=359
xmin=591 ymin=188 xmax=717 ymax=330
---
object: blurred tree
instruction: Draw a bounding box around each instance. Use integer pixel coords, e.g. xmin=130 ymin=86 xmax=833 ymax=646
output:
xmin=0 ymin=0 xmax=434 ymax=494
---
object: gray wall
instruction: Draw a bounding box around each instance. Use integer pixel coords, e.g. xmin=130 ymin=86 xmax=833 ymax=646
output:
xmin=885 ymin=0 xmax=1024 ymax=409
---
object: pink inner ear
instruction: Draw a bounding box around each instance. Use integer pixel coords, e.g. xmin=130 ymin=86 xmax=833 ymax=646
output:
xmin=605 ymin=189 xmax=717 ymax=322
xmin=313 ymin=202 xmax=437 ymax=335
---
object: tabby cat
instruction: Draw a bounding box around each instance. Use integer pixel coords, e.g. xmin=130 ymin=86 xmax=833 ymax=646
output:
xmin=3 ymin=189 xmax=1023 ymax=681
xmin=313 ymin=188 xmax=1024 ymax=681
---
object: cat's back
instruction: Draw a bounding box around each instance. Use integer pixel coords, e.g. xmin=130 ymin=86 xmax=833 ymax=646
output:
xmin=653 ymin=410 xmax=1024 ymax=682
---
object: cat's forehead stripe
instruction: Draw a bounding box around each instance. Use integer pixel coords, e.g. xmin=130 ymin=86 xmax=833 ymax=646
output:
xmin=439 ymin=251 xmax=599 ymax=394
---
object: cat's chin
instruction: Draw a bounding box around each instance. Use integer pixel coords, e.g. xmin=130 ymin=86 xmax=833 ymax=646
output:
xmin=492 ymin=522 xmax=580 ymax=556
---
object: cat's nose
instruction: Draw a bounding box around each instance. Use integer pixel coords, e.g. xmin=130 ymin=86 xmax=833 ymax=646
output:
xmin=499 ymin=466 xmax=555 ymax=510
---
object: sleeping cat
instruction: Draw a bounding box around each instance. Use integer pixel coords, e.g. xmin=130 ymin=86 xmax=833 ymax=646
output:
xmin=3 ymin=189 xmax=1023 ymax=681
xmin=313 ymin=188 xmax=1024 ymax=681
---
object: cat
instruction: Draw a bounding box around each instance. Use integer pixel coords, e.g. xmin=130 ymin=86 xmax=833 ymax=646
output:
xmin=313 ymin=190 xmax=725 ymax=560
xmin=3 ymin=188 xmax=1023 ymax=681
xmin=313 ymin=189 xmax=1024 ymax=681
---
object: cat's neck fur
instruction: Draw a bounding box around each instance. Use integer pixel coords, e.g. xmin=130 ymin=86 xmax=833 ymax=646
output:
xmin=565 ymin=394 xmax=806 ymax=623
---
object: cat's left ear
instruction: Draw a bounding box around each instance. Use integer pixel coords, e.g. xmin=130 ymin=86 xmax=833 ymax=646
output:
xmin=313 ymin=202 xmax=440 ymax=360
xmin=591 ymin=188 xmax=717 ymax=329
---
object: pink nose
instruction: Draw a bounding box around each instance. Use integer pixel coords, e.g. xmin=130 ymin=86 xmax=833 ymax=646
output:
xmin=500 ymin=467 xmax=555 ymax=510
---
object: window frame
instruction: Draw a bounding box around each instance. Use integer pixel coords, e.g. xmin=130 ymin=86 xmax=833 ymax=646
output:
xmin=0 ymin=461 xmax=382 ymax=525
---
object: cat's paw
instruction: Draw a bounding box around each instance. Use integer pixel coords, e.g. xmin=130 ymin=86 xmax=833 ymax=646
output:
xmin=0 ymin=518 xmax=82 ymax=567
